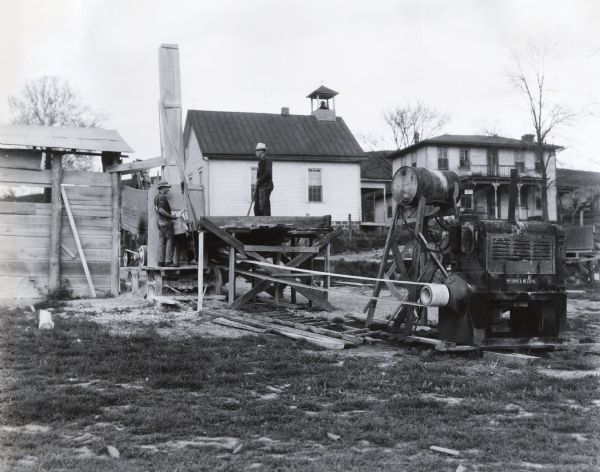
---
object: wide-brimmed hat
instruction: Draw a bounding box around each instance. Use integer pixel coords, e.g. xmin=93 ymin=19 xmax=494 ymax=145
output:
xmin=255 ymin=142 xmax=267 ymax=151
xmin=157 ymin=180 xmax=171 ymax=189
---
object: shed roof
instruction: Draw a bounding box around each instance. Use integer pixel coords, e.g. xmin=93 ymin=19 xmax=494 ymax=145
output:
xmin=362 ymin=151 xmax=394 ymax=180
xmin=557 ymin=168 xmax=600 ymax=189
xmin=0 ymin=124 xmax=134 ymax=154
xmin=389 ymin=134 xmax=562 ymax=158
xmin=185 ymin=110 xmax=366 ymax=162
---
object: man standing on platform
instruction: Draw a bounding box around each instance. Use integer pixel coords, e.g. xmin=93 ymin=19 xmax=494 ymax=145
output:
xmin=154 ymin=180 xmax=179 ymax=267
xmin=254 ymin=142 xmax=273 ymax=216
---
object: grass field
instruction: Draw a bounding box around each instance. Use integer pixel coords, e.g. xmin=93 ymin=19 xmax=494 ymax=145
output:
xmin=0 ymin=298 xmax=599 ymax=471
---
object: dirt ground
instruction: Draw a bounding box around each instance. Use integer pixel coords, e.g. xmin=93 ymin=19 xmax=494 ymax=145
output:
xmin=0 ymin=286 xmax=599 ymax=471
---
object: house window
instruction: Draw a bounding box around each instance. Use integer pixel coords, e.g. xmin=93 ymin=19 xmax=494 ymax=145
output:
xmin=437 ymin=148 xmax=448 ymax=170
xmin=308 ymin=168 xmax=322 ymax=202
xmin=460 ymin=189 xmax=473 ymax=209
xmin=459 ymin=149 xmax=470 ymax=169
xmin=250 ymin=167 xmax=258 ymax=198
xmin=411 ymin=155 xmax=417 ymax=167
xmin=520 ymin=187 xmax=528 ymax=208
xmin=514 ymin=151 xmax=525 ymax=173
xmin=387 ymin=203 xmax=393 ymax=218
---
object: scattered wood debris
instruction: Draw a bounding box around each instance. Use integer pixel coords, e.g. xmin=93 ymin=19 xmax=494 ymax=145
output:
xmin=430 ymin=445 xmax=460 ymax=456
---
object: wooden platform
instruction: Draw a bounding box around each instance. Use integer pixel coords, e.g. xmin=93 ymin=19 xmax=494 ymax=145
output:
xmin=196 ymin=215 xmax=340 ymax=312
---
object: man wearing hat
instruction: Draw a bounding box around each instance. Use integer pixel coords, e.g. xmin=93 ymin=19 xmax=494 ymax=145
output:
xmin=253 ymin=142 xmax=273 ymax=216
xmin=154 ymin=180 xmax=179 ymax=267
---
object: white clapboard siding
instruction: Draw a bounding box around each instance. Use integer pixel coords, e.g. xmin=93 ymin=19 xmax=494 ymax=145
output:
xmin=209 ymin=160 xmax=361 ymax=220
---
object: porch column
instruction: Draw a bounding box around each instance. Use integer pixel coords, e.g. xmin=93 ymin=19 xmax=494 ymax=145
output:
xmin=493 ymin=183 xmax=499 ymax=219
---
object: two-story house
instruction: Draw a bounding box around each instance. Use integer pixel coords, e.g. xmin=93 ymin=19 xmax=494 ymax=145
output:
xmin=389 ymin=134 xmax=562 ymax=221
xmin=182 ymin=86 xmax=367 ymax=224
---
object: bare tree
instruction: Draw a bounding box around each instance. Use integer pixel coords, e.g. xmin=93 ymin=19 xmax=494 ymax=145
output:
xmin=8 ymin=76 xmax=106 ymax=170
xmin=508 ymin=42 xmax=573 ymax=221
xmin=384 ymin=102 xmax=449 ymax=150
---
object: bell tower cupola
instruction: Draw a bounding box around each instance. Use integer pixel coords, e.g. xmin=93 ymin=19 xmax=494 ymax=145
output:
xmin=307 ymin=85 xmax=338 ymax=122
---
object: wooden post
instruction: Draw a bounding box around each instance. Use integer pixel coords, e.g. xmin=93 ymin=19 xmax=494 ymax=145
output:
xmin=324 ymin=242 xmax=331 ymax=302
xmin=158 ymin=44 xmax=185 ymax=213
xmin=290 ymin=237 xmax=297 ymax=304
xmin=49 ymin=153 xmax=63 ymax=289
xmin=197 ymin=231 xmax=204 ymax=312
xmin=228 ymin=234 xmax=236 ymax=305
xmin=348 ymin=213 xmax=353 ymax=242
xmin=274 ymin=253 xmax=281 ymax=306
xmin=110 ymin=172 xmax=121 ymax=296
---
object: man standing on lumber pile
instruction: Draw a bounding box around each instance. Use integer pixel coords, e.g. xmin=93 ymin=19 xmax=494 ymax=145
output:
xmin=154 ymin=180 xmax=179 ymax=267
xmin=254 ymin=142 xmax=273 ymax=216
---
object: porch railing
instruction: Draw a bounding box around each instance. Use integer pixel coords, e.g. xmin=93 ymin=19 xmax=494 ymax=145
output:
xmin=458 ymin=165 xmax=541 ymax=178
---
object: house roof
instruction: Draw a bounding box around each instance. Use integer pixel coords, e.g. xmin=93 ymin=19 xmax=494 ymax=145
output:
xmin=557 ymin=168 xmax=600 ymax=190
xmin=184 ymin=110 xmax=366 ymax=162
xmin=389 ymin=134 xmax=562 ymax=158
xmin=361 ymin=151 xmax=394 ymax=180
xmin=0 ymin=124 xmax=133 ymax=154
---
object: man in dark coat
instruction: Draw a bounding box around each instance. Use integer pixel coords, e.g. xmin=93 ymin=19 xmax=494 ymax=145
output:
xmin=254 ymin=142 xmax=273 ymax=216
xmin=154 ymin=180 xmax=179 ymax=267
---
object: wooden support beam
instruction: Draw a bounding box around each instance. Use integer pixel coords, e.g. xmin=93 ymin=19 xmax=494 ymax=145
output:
xmin=106 ymin=156 xmax=165 ymax=173
xmin=228 ymin=235 xmax=236 ymax=304
xmin=49 ymin=153 xmax=63 ymax=289
xmin=110 ymin=172 xmax=121 ymax=296
xmin=243 ymin=245 xmax=320 ymax=253
xmin=365 ymin=204 xmax=401 ymax=325
xmin=61 ymin=186 xmax=96 ymax=298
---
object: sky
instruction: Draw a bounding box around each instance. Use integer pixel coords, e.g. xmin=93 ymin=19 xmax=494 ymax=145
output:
xmin=1 ymin=0 xmax=599 ymax=171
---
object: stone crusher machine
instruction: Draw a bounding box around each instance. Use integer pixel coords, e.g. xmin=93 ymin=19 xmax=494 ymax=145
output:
xmin=365 ymin=166 xmax=567 ymax=346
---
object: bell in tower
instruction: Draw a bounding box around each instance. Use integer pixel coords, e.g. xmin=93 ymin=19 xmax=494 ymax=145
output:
xmin=307 ymin=85 xmax=338 ymax=121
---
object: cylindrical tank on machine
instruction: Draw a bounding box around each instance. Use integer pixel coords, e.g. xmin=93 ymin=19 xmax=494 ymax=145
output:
xmin=392 ymin=166 xmax=461 ymax=208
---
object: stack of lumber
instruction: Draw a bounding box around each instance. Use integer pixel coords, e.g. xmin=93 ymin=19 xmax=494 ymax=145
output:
xmin=203 ymin=309 xmax=360 ymax=350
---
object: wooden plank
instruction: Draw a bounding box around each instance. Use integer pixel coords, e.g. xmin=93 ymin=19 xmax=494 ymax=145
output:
xmin=211 ymin=317 xmax=268 ymax=333
xmin=0 ymin=246 xmax=109 ymax=262
xmin=202 ymin=310 xmax=349 ymax=350
xmin=63 ymin=171 xmax=111 ymax=187
xmin=0 ymin=214 xmax=112 ymax=227
xmin=243 ymin=245 xmax=320 ymax=253
xmin=0 ymin=260 xmax=110 ymax=277
xmin=0 ymin=246 xmax=111 ymax=261
xmin=0 ymin=149 xmax=42 ymax=170
xmin=106 ymin=156 xmax=165 ymax=173
xmin=0 ymin=202 xmax=46 ymax=215
xmin=61 ymin=186 xmax=96 ymax=297
xmin=0 ymin=168 xmax=111 ymax=187
xmin=482 ymin=351 xmax=540 ymax=367
xmin=200 ymin=215 xmax=331 ymax=230
xmin=233 ymin=311 xmax=364 ymax=344
xmin=49 ymin=154 xmax=63 ymax=289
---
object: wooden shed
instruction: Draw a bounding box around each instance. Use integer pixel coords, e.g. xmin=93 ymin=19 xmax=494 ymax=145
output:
xmin=0 ymin=125 xmax=133 ymax=299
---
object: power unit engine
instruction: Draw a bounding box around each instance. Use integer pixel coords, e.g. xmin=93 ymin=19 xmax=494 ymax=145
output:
xmin=384 ymin=166 xmax=567 ymax=346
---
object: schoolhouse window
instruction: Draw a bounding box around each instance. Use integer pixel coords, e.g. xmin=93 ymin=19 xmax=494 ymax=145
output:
xmin=308 ymin=168 xmax=322 ymax=202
